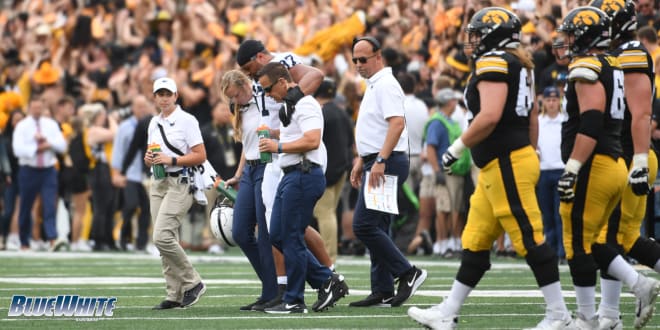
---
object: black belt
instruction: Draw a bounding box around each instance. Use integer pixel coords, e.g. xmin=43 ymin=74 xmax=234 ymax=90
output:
xmin=282 ymin=161 xmax=320 ymax=174
xmin=361 ymin=151 xmax=405 ymax=163
xmin=166 ymin=170 xmax=183 ymax=177
xmin=246 ymin=159 xmax=264 ymax=166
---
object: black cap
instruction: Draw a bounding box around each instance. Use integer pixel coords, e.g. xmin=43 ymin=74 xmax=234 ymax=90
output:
xmin=236 ymin=39 xmax=265 ymax=66
xmin=314 ymin=79 xmax=336 ymax=99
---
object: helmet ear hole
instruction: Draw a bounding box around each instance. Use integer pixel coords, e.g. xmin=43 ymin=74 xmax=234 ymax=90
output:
xmin=465 ymin=7 xmax=521 ymax=58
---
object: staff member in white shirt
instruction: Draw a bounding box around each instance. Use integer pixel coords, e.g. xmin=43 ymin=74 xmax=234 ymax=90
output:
xmin=257 ymin=62 xmax=348 ymax=314
xmin=348 ymin=36 xmax=427 ymax=308
xmin=144 ymin=78 xmax=206 ymax=310
xmin=12 ymin=95 xmax=66 ymax=250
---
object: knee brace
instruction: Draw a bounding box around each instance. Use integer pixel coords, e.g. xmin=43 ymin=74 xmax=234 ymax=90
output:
xmin=592 ymin=243 xmax=619 ymax=274
xmin=456 ymin=250 xmax=491 ymax=288
xmin=525 ymin=243 xmax=559 ymax=287
xmin=568 ymin=253 xmax=598 ymax=287
xmin=628 ymin=237 xmax=660 ymax=268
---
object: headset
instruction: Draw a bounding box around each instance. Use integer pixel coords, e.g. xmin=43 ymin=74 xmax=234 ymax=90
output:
xmin=352 ymin=36 xmax=381 ymax=52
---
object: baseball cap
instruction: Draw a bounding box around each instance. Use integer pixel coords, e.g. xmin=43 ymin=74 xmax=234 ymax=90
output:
xmin=435 ymin=88 xmax=462 ymax=105
xmin=153 ymin=77 xmax=177 ymax=94
xmin=236 ymin=40 xmax=266 ymax=66
xmin=543 ymin=86 xmax=560 ymax=98
xmin=314 ymin=79 xmax=336 ymax=99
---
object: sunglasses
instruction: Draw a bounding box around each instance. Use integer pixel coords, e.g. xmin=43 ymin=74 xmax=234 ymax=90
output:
xmin=352 ymin=54 xmax=377 ymax=64
xmin=262 ymin=79 xmax=279 ymax=93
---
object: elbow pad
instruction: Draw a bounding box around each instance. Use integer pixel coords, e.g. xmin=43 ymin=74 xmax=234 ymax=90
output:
xmin=578 ymin=109 xmax=604 ymax=140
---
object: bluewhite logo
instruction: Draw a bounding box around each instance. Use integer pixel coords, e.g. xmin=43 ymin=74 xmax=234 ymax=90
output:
xmin=8 ymin=295 xmax=116 ymax=317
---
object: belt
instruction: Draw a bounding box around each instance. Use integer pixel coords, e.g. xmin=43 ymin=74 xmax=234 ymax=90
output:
xmin=361 ymin=151 xmax=405 ymax=163
xmin=246 ymin=159 xmax=264 ymax=166
xmin=166 ymin=170 xmax=183 ymax=177
xmin=282 ymin=161 xmax=320 ymax=174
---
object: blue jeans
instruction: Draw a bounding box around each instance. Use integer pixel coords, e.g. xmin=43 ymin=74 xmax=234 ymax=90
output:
xmin=18 ymin=166 xmax=58 ymax=247
xmin=233 ymin=163 xmax=278 ymax=301
xmin=270 ymin=166 xmax=331 ymax=304
xmin=537 ymin=169 xmax=565 ymax=258
xmin=353 ymin=153 xmax=412 ymax=293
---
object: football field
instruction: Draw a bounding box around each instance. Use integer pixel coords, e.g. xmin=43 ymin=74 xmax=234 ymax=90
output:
xmin=0 ymin=250 xmax=658 ymax=329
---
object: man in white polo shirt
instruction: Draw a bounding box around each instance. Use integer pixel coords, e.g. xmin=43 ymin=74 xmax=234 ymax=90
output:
xmin=144 ymin=77 xmax=207 ymax=310
xmin=348 ymin=36 xmax=427 ymax=308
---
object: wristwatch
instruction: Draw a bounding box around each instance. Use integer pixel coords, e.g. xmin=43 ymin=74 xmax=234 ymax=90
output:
xmin=375 ymin=155 xmax=386 ymax=164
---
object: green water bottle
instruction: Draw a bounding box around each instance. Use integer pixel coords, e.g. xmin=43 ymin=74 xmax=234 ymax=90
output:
xmin=214 ymin=179 xmax=237 ymax=202
xmin=257 ymin=124 xmax=272 ymax=163
xmin=149 ymin=143 xmax=166 ymax=180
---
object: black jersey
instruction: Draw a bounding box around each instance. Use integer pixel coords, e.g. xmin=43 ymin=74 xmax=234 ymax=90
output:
xmin=561 ymin=54 xmax=624 ymax=162
xmin=611 ymin=40 xmax=655 ymax=161
xmin=465 ymin=51 xmax=534 ymax=168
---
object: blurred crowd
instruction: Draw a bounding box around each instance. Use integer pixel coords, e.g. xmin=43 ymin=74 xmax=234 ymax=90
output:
xmin=1 ymin=0 xmax=660 ymax=255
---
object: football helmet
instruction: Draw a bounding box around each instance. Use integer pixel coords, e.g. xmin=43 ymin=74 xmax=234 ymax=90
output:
xmin=557 ymin=6 xmax=611 ymax=56
xmin=209 ymin=200 xmax=235 ymax=247
xmin=589 ymin=0 xmax=636 ymax=41
xmin=465 ymin=7 xmax=521 ymax=59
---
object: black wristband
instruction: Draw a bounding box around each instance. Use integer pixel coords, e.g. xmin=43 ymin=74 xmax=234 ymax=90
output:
xmin=172 ymin=157 xmax=177 ymax=166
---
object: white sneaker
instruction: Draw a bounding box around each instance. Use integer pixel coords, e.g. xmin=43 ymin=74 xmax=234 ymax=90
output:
xmin=72 ymin=240 xmax=92 ymax=252
xmin=632 ymin=275 xmax=660 ymax=329
xmin=524 ymin=310 xmax=575 ymax=330
xmin=432 ymin=241 xmax=442 ymax=255
xmin=575 ymin=312 xmax=599 ymax=330
xmin=597 ymin=315 xmax=622 ymax=330
xmin=49 ymin=238 xmax=69 ymax=252
xmin=6 ymin=234 xmax=20 ymax=251
xmin=407 ymin=303 xmax=458 ymax=330
xmin=207 ymin=244 xmax=224 ymax=254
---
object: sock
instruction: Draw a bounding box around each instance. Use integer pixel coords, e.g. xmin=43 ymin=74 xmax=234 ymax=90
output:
xmin=607 ymin=255 xmax=639 ymax=289
xmin=598 ymin=278 xmax=622 ymax=319
xmin=444 ymin=280 xmax=472 ymax=315
xmin=277 ymin=276 xmax=287 ymax=285
xmin=574 ymin=285 xmax=596 ymax=320
xmin=540 ymin=281 xmax=568 ymax=314
xmin=330 ymin=264 xmax=335 ymax=272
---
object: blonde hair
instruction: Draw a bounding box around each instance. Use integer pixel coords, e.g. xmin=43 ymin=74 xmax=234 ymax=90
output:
xmin=78 ymin=103 xmax=106 ymax=127
xmin=219 ymin=70 xmax=252 ymax=141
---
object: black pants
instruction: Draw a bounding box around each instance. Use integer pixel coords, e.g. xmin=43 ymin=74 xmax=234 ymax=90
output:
xmin=89 ymin=162 xmax=116 ymax=249
xmin=120 ymin=180 xmax=150 ymax=250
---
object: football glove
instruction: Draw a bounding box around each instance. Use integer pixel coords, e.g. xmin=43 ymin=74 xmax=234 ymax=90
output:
xmin=441 ymin=138 xmax=466 ymax=174
xmin=557 ymin=159 xmax=582 ymax=203
xmin=557 ymin=172 xmax=578 ymax=202
xmin=629 ymin=154 xmax=651 ymax=196
xmin=278 ymin=102 xmax=295 ymax=127
xmin=435 ymin=171 xmax=446 ymax=186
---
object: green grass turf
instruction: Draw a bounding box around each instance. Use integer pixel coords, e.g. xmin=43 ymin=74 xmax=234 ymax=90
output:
xmin=0 ymin=250 xmax=657 ymax=329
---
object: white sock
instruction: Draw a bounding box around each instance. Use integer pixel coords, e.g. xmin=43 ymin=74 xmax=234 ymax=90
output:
xmin=540 ymin=281 xmax=568 ymax=313
xmin=598 ymin=278 xmax=622 ymax=319
xmin=574 ymin=285 xmax=596 ymax=320
xmin=444 ymin=280 xmax=473 ymax=315
xmin=607 ymin=255 xmax=639 ymax=289
xmin=654 ymin=259 xmax=660 ymax=273
xmin=277 ymin=276 xmax=287 ymax=285
xmin=330 ymin=264 xmax=335 ymax=271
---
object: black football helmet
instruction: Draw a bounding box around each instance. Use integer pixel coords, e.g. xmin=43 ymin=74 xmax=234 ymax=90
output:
xmin=557 ymin=6 xmax=611 ymax=56
xmin=465 ymin=7 xmax=521 ymax=59
xmin=589 ymin=0 xmax=636 ymax=42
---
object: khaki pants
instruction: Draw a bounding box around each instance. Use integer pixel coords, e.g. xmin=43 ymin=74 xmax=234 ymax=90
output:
xmin=150 ymin=177 xmax=200 ymax=302
xmin=313 ymin=173 xmax=346 ymax=264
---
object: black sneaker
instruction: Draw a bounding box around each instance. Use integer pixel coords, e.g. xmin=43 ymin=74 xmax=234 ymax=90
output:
xmin=152 ymin=300 xmax=182 ymax=310
xmin=391 ymin=266 xmax=427 ymax=307
xmin=348 ymin=292 xmax=394 ymax=307
xmin=420 ymin=231 xmax=433 ymax=255
xmin=240 ymin=298 xmax=267 ymax=311
xmin=312 ymin=273 xmax=349 ymax=312
xmin=253 ymin=284 xmax=286 ymax=312
xmin=181 ymin=282 xmax=206 ymax=307
xmin=264 ymin=301 xmax=308 ymax=314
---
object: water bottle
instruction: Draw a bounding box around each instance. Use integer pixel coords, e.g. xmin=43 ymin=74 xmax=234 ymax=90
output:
xmin=149 ymin=143 xmax=166 ymax=180
xmin=214 ymin=178 xmax=237 ymax=202
xmin=257 ymin=124 xmax=272 ymax=163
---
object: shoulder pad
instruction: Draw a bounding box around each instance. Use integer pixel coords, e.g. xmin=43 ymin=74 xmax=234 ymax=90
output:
xmin=475 ymin=55 xmax=508 ymax=76
xmin=568 ymin=57 xmax=601 ymax=82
